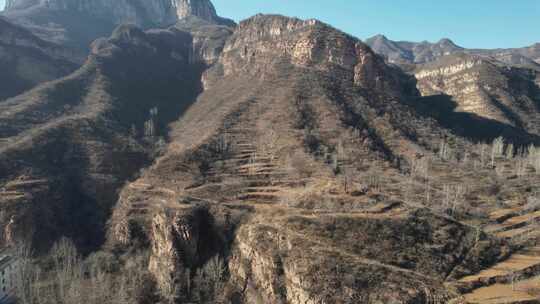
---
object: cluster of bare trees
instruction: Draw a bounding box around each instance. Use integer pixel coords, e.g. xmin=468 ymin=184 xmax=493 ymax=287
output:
xmin=159 ymin=254 xmax=227 ymax=304
xmin=438 ymin=136 xmax=540 ymax=176
xmin=14 ymin=238 xmax=156 ymax=304
xmin=193 ymin=256 xmax=226 ymax=303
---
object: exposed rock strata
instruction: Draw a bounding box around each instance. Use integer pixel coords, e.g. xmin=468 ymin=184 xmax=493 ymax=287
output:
xmin=415 ymin=54 xmax=540 ymax=135
xmin=2 ymin=0 xmax=234 ymax=51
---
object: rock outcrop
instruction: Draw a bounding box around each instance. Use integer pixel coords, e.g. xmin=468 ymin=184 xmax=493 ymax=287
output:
xmin=415 ymin=53 xmax=540 ymax=135
xmin=2 ymin=0 xmax=234 ymax=51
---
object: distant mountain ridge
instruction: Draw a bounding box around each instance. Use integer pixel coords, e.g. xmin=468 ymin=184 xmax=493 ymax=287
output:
xmin=366 ymin=34 xmax=540 ymax=67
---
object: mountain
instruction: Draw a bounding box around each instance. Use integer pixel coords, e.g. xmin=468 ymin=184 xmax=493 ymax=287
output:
xmin=366 ymin=35 xmax=540 ymax=137
xmin=414 ymin=53 xmax=540 ymax=136
xmin=0 ymin=21 xmax=231 ymax=251
xmin=1 ymin=2 xmax=540 ymax=303
xmin=365 ymin=34 xmax=464 ymax=64
xmin=104 ymin=15 xmax=538 ymax=303
xmin=0 ymin=16 xmax=82 ymax=100
xmin=2 ymin=0 xmax=234 ymax=51
xmin=366 ymin=34 xmax=540 ymax=68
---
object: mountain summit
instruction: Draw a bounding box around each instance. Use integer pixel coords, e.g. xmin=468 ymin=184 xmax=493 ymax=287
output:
xmin=2 ymin=0 xmax=234 ymax=50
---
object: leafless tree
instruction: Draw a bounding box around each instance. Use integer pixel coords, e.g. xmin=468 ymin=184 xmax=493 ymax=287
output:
xmin=194 ymin=255 xmax=226 ymax=303
xmin=14 ymin=242 xmax=40 ymax=304
xmin=505 ymin=143 xmax=514 ymax=160
xmin=515 ymin=157 xmax=528 ymax=177
xmin=439 ymin=140 xmax=450 ymax=161
xmin=50 ymin=237 xmax=80 ymax=302
xmin=491 ymin=137 xmax=504 ymax=168
xmin=527 ymin=145 xmax=540 ymax=174
xmin=442 ymin=184 xmax=466 ymax=216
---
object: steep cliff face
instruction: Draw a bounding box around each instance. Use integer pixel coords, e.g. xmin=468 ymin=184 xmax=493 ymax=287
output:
xmin=415 ymin=53 xmax=540 ymax=135
xmin=173 ymin=0 xmax=235 ymax=27
xmin=2 ymin=0 xmax=234 ymax=51
xmin=212 ymin=14 xmax=416 ymax=98
xmin=4 ymin=0 xmax=232 ymax=25
xmin=0 ymin=16 xmax=82 ymax=100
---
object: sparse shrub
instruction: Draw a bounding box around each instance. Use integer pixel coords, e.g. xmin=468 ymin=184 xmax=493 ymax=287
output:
xmin=410 ymin=157 xmax=429 ymax=181
xmin=214 ymin=134 xmax=231 ymax=159
xmin=287 ymin=151 xmax=315 ymax=178
xmin=524 ymin=196 xmax=540 ymax=213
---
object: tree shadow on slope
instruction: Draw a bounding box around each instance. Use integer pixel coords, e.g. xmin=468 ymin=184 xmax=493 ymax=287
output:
xmin=407 ymin=94 xmax=540 ymax=145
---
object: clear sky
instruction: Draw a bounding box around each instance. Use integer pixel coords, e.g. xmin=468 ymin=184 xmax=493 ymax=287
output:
xmin=212 ymin=0 xmax=540 ymax=49
xmin=1 ymin=0 xmax=538 ymax=49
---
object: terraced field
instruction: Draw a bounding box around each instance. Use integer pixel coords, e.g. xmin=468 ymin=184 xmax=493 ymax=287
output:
xmin=457 ymin=202 xmax=540 ymax=303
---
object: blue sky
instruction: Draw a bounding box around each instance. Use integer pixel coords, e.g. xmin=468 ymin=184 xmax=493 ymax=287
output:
xmin=1 ymin=0 xmax=538 ymax=48
xmin=212 ymin=0 xmax=540 ymax=49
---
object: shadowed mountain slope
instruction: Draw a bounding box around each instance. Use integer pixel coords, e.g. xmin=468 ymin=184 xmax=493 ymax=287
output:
xmin=0 ymin=16 xmax=82 ymax=100
xmin=0 ymin=22 xmax=231 ymax=251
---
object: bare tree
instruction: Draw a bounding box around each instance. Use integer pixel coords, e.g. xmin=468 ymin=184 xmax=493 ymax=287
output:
xmin=527 ymin=145 xmax=540 ymax=174
xmin=50 ymin=237 xmax=80 ymax=302
xmin=491 ymin=137 xmax=504 ymax=168
xmin=439 ymin=140 xmax=449 ymax=161
xmin=442 ymin=184 xmax=466 ymax=216
xmin=14 ymin=242 xmax=39 ymax=304
xmin=194 ymin=255 xmax=226 ymax=303
xmin=144 ymin=107 xmax=159 ymax=139
xmin=505 ymin=143 xmax=514 ymax=160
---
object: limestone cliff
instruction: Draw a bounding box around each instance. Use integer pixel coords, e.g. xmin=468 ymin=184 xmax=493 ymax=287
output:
xmin=414 ymin=53 xmax=540 ymax=135
xmin=2 ymin=0 xmax=234 ymax=51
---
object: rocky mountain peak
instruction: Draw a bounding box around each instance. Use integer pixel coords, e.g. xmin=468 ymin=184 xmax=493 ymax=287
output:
xmin=208 ymin=14 xmax=415 ymax=98
xmin=174 ymin=0 xmax=216 ymax=22
xmin=369 ymin=34 xmax=389 ymax=42
xmin=437 ymin=38 xmax=459 ymax=48
xmin=4 ymin=0 xmax=234 ymax=26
